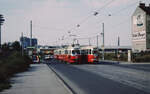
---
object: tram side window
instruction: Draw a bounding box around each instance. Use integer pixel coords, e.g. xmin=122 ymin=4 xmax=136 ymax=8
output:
xmin=81 ymin=50 xmax=84 ymax=54
xmin=88 ymin=49 xmax=91 ymax=54
xmin=65 ymin=50 xmax=68 ymax=54
xmin=62 ymin=50 xmax=64 ymax=54
xmin=75 ymin=50 xmax=80 ymax=54
xmin=72 ymin=50 xmax=75 ymax=55
xmin=72 ymin=50 xmax=80 ymax=55
xmin=59 ymin=51 xmax=61 ymax=54
xmin=81 ymin=50 xmax=86 ymax=55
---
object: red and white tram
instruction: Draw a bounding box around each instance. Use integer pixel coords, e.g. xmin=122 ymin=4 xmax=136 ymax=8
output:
xmin=80 ymin=46 xmax=99 ymax=63
xmin=54 ymin=45 xmax=99 ymax=64
xmin=54 ymin=44 xmax=81 ymax=64
xmin=65 ymin=45 xmax=80 ymax=63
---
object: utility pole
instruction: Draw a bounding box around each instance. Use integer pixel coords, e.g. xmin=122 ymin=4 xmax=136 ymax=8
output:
xmin=118 ymin=36 xmax=120 ymax=47
xmin=0 ymin=14 xmax=5 ymax=48
xmin=102 ymin=23 xmax=105 ymax=60
xmin=97 ymin=35 xmax=98 ymax=48
xmin=77 ymin=39 xmax=79 ymax=45
xmin=117 ymin=36 xmax=120 ymax=61
xmin=89 ymin=38 xmax=91 ymax=46
xmin=21 ymin=32 xmax=24 ymax=56
xmin=0 ymin=25 xmax=1 ymax=48
xmin=30 ymin=20 xmax=32 ymax=47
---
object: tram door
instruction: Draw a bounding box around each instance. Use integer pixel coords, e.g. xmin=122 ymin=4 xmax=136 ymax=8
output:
xmin=80 ymin=50 xmax=88 ymax=64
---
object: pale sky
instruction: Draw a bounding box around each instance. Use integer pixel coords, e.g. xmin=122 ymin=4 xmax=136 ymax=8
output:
xmin=0 ymin=0 xmax=150 ymax=46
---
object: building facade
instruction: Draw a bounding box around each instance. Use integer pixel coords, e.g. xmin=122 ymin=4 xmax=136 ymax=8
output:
xmin=132 ymin=3 xmax=150 ymax=52
xmin=20 ymin=37 xmax=38 ymax=48
xmin=32 ymin=38 xmax=38 ymax=47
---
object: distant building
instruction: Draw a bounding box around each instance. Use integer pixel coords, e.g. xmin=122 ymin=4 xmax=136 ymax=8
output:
xmin=20 ymin=37 xmax=38 ymax=48
xmin=32 ymin=38 xmax=38 ymax=47
xmin=132 ymin=3 xmax=150 ymax=52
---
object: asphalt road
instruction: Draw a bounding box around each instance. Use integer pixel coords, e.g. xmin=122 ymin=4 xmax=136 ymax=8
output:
xmin=47 ymin=60 xmax=150 ymax=94
xmin=115 ymin=63 xmax=150 ymax=72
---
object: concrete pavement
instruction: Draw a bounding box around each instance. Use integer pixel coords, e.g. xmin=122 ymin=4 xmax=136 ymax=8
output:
xmin=0 ymin=64 xmax=73 ymax=94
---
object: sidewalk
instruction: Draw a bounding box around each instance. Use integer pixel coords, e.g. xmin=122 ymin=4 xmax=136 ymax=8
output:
xmin=0 ymin=64 xmax=72 ymax=94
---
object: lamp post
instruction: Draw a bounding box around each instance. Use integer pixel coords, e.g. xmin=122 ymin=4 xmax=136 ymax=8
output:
xmin=100 ymin=14 xmax=111 ymax=60
xmin=89 ymin=38 xmax=91 ymax=46
xmin=21 ymin=32 xmax=24 ymax=56
xmin=97 ymin=35 xmax=99 ymax=48
xmin=0 ymin=14 xmax=5 ymax=48
xmin=101 ymin=23 xmax=105 ymax=60
xmin=117 ymin=36 xmax=120 ymax=61
xmin=30 ymin=20 xmax=32 ymax=47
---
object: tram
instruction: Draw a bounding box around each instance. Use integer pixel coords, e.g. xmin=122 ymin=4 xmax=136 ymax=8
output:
xmin=80 ymin=46 xmax=99 ymax=63
xmin=54 ymin=45 xmax=99 ymax=64
xmin=54 ymin=44 xmax=80 ymax=64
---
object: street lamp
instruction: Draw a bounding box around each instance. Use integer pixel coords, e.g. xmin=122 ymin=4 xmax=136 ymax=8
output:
xmin=100 ymin=14 xmax=111 ymax=60
xmin=100 ymin=23 xmax=105 ymax=60
xmin=0 ymin=14 xmax=5 ymax=48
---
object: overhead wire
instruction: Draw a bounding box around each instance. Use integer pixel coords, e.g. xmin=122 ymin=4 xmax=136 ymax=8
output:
xmin=96 ymin=0 xmax=138 ymax=24
xmin=69 ymin=0 xmax=138 ymax=39
xmin=67 ymin=0 xmax=117 ymax=33
xmin=74 ymin=0 xmax=140 ymax=46
xmin=32 ymin=0 xmax=117 ymax=45
xmin=64 ymin=0 xmax=117 ymax=45
xmin=110 ymin=1 xmax=139 ymax=16
xmin=97 ymin=0 xmax=116 ymax=12
xmin=86 ymin=0 xmax=139 ymax=38
xmin=101 ymin=1 xmax=139 ymax=33
xmin=34 ymin=0 xmax=140 ymax=46
xmin=33 ymin=24 xmax=66 ymax=32
xmin=108 ymin=18 xmax=130 ymax=30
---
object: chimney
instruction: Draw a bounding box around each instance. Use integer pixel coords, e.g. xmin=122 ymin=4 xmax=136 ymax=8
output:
xmin=139 ymin=3 xmax=145 ymax=8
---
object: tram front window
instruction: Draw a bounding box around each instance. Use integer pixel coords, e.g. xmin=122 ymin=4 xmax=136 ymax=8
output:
xmin=92 ymin=50 xmax=98 ymax=55
xmin=72 ymin=50 xmax=80 ymax=55
xmin=76 ymin=50 xmax=80 ymax=54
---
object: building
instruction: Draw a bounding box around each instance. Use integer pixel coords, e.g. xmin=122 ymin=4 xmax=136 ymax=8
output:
xmin=32 ymin=38 xmax=38 ymax=47
xmin=99 ymin=46 xmax=131 ymax=53
xmin=20 ymin=37 xmax=30 ymax=48
xmin=132 ymin=3 xmax=150 ymax=52
xmin=20 ymin=37 xmax=38 ymax=48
